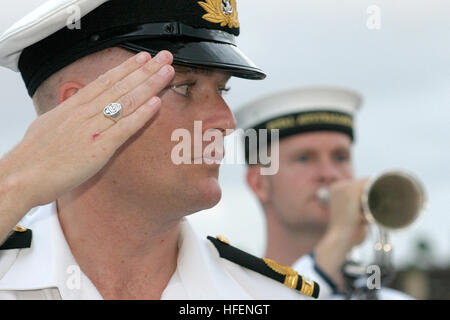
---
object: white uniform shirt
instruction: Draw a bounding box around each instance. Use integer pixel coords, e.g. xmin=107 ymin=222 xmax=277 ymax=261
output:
xmin=292 ymin=253 xmax=413 ymax=300
xmin=0 ymin=203 xmax=333 ymax=300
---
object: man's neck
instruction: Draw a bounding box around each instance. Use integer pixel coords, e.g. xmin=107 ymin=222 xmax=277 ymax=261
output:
xmin=56 ymin=186 xmax=181 ymax=300
xmin=264 ymin=211 xmax=325 ymax=267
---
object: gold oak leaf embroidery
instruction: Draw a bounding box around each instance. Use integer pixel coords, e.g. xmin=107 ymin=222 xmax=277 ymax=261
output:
xmin=197 ymin=0 xmax=240 ymax=28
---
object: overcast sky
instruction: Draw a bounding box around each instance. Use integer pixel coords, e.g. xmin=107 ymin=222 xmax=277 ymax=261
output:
xmin=0 ymin=0 xmax=449 ymax=268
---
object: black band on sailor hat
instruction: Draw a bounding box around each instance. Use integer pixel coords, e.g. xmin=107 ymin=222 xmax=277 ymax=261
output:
xmin=234 ymin=86 xmax=363 ymax=164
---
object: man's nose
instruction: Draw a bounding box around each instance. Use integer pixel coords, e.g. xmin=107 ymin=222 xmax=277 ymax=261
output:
xmin=202 ymin=95 xmax=236 ymax=136
xmin=317 ymin=158 xmax=340 ymax=184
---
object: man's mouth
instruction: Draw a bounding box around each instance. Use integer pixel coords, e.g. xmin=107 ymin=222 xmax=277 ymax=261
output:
xmin=192 ymin=150 xmax=225 ymax=165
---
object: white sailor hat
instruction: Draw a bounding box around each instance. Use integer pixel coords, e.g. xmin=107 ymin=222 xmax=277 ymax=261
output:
xmin=0 ymin=0 xmax=265 ymax=97
xmin=235 ymin=86 xmax=363 ymax=142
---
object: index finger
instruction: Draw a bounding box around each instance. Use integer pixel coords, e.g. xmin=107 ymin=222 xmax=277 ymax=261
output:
xmin=62 ymin=52 xmax=151 ymax=107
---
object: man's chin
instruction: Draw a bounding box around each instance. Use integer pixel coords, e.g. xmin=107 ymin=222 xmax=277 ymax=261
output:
xmin=309 ymin=201 xmax=331 ymax=221
xmin=191 ymin=176 xmax=222 ymax=211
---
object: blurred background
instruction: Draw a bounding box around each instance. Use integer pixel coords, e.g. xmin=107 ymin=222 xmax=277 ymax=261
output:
xmin=0 ymin=0 xmax=449 ymax=299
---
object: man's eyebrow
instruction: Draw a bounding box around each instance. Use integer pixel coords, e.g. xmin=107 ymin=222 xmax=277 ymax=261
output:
xmin=173 ymin=65 xmax=232 ymax=81
xmin=174 ymin=65 xmax=212 ymax=75
xmin=331 ymin=146 xmax=351 ymax=153
xmin=289 ymin=145 xmax=350 ymax=156
xmin=222 ymin=74 xmax=232 ymax=82
xmin=290 ymin=148 xmax=317 ymax=156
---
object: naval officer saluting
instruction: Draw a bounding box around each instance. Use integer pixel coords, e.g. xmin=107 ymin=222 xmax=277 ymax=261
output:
xmin=0 ymin=0 xmax=328 ymax=299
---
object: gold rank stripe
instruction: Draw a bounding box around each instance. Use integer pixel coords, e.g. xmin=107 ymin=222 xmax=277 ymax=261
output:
xmin=266 ymin=112 xmax=353 ymax=131
xmin=299 ymin=275 xmax=315 ymax=297
xmin=284 ymin=273 xmax=299 ymax=290
xmin=263 ymin=258 xmax=317 ymax=297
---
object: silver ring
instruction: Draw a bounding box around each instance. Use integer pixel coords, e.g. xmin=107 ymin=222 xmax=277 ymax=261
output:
xmin=103 ymin=103 xmax=122 ymax=121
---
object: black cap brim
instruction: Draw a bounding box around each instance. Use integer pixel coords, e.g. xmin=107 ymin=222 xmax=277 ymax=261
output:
xmin=120 ymin=38 xmax=266 ymax=80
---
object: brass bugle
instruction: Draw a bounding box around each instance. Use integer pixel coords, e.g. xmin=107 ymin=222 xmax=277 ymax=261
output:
xmin=317 ymin=170 xmax=426 ymax=230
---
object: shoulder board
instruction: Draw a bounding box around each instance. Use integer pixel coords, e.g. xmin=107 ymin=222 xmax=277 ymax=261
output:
xmin=207 ymin=235 xmax=320 ymax=298
xmin=0 ymin=226 xmax=32 ymax=250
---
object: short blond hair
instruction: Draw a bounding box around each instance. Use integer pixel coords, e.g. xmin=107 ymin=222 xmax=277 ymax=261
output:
xmin=32 ymin=72 xmax=59 ymax=115
xmin=32 ymin=47 xmax=133 ymax=116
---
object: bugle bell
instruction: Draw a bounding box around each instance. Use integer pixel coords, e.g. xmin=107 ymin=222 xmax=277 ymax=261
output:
xmin=317 ymin=170 xmax=426 ymax=230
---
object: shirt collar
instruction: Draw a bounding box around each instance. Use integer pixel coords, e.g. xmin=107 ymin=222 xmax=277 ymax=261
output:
xmin=0 ymin=203 xmax=251 ymax=300
xmin=0 ymin=203 xmax=102 ymax=299
xmin=164 ymin=219 xmax=252 ymax=299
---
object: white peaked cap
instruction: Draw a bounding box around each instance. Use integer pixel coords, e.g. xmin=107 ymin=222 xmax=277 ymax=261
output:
xmin=0 ymin=0 xmax=108 ymax=72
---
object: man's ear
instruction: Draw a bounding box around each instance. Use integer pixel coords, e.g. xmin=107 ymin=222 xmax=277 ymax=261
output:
xmin=246 ymin=165 xmax=271 ymax=204
xmin=58 ymin=81 xmax=84 ymax=103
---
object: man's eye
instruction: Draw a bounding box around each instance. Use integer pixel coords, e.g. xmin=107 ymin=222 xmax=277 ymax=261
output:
xmin=297 ymin=155 xmax=309 ymax=163
xmin=334 ymin=154 xmax=349 ymax=162
xmin=218 ymin=86 xmax=231 ymax=96
xmin=171 ymin=83 xmax=193 ymax=97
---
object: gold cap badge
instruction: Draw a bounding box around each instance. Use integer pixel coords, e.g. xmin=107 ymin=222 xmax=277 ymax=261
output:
xmin=198 ymin=0 xmax=240 ymax=28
